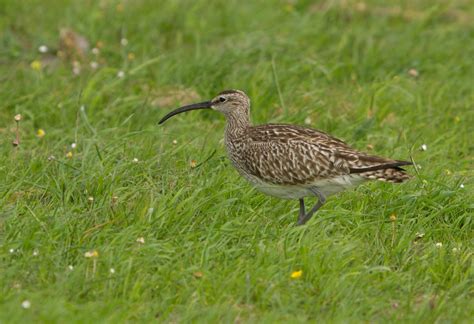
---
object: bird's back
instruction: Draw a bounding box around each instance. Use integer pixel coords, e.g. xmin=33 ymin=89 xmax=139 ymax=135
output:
xmin=225 ymin=123 xmax=411 ymax=189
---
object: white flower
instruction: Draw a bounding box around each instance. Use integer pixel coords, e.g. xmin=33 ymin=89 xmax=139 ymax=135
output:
xmin=132 ymin=158 xmax=139 ymax=163
xmin=304 ymin=117 xmax=312 ymax=125
xmin=117 ymin=70 xmax=125 ymax=78
xmin=435 ymin=242 xmax=443 ymax=248
xmin=148 ymin=207 xmax=154 ymax=214
xmin=92 ymin=47 xmax=100 ymax=55
xmin=68 ymin=265 xmax=74 ymax=271
xmin=110 ymin=268 xmax=116 ymax=274
xmin=420 ymin=144 xmax=427 ymax=151
xmin=120 ymin=38 xmax=128 ymax=46
xmin=172 ymin=139 xmax=178 ymax=145
xmin=90 ymin=61 xmax=99 ymax=69
xmin=38 ymin=45 xmax=48 ymax=53
xmin=459 ymin=184 xmax=464 ymax=189
xmin=71 ymin=143 xmax=77 ymax=149
xmin=84 ymin=250 xmax=99 ymax=258
xmin=21 ymin=300 xmax=31 ymax=309
xmin=136 ymin=237 xmax=145 ymax=244
xmin=88 ymin=196 xmax=94 ymax=203
xmin=9 ymin=248 xmax=15 ymax=254
xmin=33 ymin=249 xmax=39 ymax=256
xmin=452 ymin=247 xmax=459 ymax=252
xmin=72 ymin=61 xmax=81 ymax=75
xmin=80 ymin=105 xmax=85 ymax=112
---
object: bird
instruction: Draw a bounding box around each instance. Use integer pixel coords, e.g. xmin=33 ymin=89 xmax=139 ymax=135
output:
xmin=159 ymin=89 xmax=412 ymax=225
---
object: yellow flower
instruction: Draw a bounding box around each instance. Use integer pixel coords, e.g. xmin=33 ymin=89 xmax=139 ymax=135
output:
xmin=84 ymin=250 xmax=99 ymax=258
xmin=30 ymin=60 xmax=42 ymax=71
xmin=190 ymin=160 xmax=197 ymax=168
xmin=127 ymin=52 xmax=135 ymax=61
xmin=290 ymin=270 xmax=303 ymax=279
xmin=66 ymin=151 xmax=73 ymax=159
xmin=36 ymin=128 xmax=46 ymax=138
xmin=389 ymin=214 xmax=397 ymax=222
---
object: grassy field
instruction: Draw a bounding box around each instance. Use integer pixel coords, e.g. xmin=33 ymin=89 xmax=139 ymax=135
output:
xmin=1 ymin=0 xmax=473 ymax=322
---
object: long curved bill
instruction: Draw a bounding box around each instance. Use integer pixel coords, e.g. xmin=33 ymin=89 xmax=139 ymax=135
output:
xmin=158 ymin=101 xmax=212 ymax=124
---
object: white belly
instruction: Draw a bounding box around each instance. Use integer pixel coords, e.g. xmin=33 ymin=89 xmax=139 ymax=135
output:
xmin=250 ymin=175 xmax=366 ymax=200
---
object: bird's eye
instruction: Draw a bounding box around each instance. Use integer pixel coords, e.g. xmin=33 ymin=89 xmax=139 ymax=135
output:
xmin=218 ymin=97 xmax=226 ymax=103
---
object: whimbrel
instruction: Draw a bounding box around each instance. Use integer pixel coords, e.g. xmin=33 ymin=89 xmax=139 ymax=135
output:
xmin=159 ymin=90 xmax=412 ymax=225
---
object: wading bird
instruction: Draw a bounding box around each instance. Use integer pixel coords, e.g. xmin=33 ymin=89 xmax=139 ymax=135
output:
xmin=159 ymin=90 xmax=412 ymax=225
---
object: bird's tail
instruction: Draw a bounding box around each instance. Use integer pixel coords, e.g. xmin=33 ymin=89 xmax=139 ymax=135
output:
xmin=349 ymin=161 xmax=412 ymax=183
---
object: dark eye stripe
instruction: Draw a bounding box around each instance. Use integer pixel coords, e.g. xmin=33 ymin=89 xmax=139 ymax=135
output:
xmin=219 ymin=97 xmax=226 ymax=102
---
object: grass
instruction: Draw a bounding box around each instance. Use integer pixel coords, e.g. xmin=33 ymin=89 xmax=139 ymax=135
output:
xmin=0 ymin=0 xmax=473 ymax=322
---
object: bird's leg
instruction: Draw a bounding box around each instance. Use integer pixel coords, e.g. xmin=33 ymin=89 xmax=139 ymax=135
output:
xmin=297 ymin=199 xmax=306 ymax=224
xmin=297 ymin=188 xmax=326 ymax=225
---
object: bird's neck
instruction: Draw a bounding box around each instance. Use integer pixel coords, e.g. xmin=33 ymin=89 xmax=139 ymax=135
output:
xmin=224 ymin=112 xmax=251 ymax=139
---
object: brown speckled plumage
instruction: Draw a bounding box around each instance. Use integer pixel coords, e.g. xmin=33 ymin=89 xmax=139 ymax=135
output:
xmin=159 ymin=89 xmax=412 ymax=225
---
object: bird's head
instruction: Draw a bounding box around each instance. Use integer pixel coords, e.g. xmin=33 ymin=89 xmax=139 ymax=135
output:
xmin=158 ymin=89 xmax=250 ymax=124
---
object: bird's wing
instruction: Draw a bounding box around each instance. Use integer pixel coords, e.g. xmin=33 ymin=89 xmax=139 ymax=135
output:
xmin=242 ymin=124 xmax=410 ymax=185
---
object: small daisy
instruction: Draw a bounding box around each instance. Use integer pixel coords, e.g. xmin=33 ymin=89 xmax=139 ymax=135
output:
xmin=9 ymin=248 xmax=15 ymax=254
xmin=120 ymin=38 xmax=128 ymax=46
xmin=435 ymin=242 xmax=443 ymax=248
xmin=117 ymin=70 xmax=125 ymax=78
xmin=68 ymin=265 xmax=74 ymax=270
xmin=71 ymin=143 xmax=77 ymax=149
xmin=132 ymin=158 xmax=139 ymax=163
xmin=21 ymin=300 xmax=31 ymax=309
xmin=459 ymin=184 xmax=464 ymax=189
xmin=88 ymin=196 xmax=94 ymax=203
xmin=304 ymin=117 xmax=312 ymax=125
xmin=452 ymin=247 xmax=459 ymax=252
xmin=84 ymin=250 xmax=99 ymax=258
xmin=148 ymin=207 xmax=154 ymax=214
xmin=172 ymin=139 xmax=178 ymax=145
xmin=92 ymin=47 xmax=100 ymax=55
xmin=90 ymin=61 xmax=99 ymax=69
xmin=420 ymin=144 xmax=427 ymax=151
xmin=190 ymin=160 xmax=197 ymax=168
xmin=109 ymin=268 xmax=116 ymax=274
xmin=38 ymin=45 xmax=48 ymax=53
xmin=14 ymin=114 xmax=22 ymax=122
xmin=33 ymin=249 xmax=39 ymax=256
xmin=136 ymin=237 xmax=145 ymax=244
xmin=72 ymin=61 xmax=81 ymax=75
xmin=415 ymin=232 xmax=425 ymax=239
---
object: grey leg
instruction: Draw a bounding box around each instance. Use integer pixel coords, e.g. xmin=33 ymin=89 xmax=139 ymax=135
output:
xmin=297 ymin=199 xmax=305 ymax=224
xmin=297 ymin=188 xmax=327 ymax=225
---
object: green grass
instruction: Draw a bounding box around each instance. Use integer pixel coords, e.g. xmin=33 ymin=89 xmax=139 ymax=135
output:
xmin=1 ymin=0 xmax=473 ymax=322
